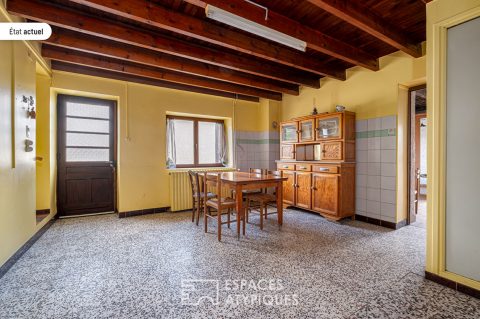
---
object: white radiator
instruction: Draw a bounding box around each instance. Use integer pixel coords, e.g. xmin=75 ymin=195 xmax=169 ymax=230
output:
xmin=168 ymin=168 xmax=235 ymax=212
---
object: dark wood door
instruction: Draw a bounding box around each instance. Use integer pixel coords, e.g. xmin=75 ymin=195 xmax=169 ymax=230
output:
xmin=312 ymin=173 xmax=339 ymax=216
xmin=295 ymin=172 xmax=311 ymax=210
xmin=57 ymin=95 xmax=116 ymax=217
xmin=282 ymin=170 xmax=296 ymax=206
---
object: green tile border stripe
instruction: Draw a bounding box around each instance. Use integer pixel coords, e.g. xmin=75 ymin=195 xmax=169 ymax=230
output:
xmin=237 ymin=139 xmax=280 ymax=144
xmin=356 ymin=129 xmax=396 ymax=139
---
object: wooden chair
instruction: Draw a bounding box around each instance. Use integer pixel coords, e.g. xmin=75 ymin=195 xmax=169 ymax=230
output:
xmin=242 ymin=168 xmax=264 ymax=195
xmin=242 ymin=168 xmax=265 ymax=217
xmin=245 ymin=170 xmax=282 ymax=230
xmin=204 ymin=172 xmax=238 ymax=241
xmin=188 ymin=170 xmax=215 ymax=226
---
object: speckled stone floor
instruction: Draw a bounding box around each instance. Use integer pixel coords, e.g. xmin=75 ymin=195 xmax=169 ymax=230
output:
xmin=0 ymin=209 xmax=478 ymax=319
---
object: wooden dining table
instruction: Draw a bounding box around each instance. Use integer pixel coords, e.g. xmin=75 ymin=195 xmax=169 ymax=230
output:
xmin=208 ymin=171 xmax=288 ymax=238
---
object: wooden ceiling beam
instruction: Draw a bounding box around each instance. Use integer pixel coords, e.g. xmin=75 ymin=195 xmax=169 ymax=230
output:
xmin=6 ymin=0 xmax=324 ymax=87
xmin=307 ymin=0 xmax=422 ymax=58
xmin=66 ymin=0 xmax=351 ymax=77
xmin=51 ymin=61 xmax=260 ymax=102
xmin=42 ymin=45 xmax=283 ymax=101
xmin=185 ymin=0 xmax=379 ymax=70
xmin=45 ymin=28 xmax=299 ymax=95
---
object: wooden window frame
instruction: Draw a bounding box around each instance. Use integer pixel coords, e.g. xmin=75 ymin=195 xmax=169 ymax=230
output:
xmin=166 ymin=115 xmax=226 ymax=168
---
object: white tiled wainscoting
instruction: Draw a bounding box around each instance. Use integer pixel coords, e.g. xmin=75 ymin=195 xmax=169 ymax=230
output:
xmin=235 ymin=131 xmax=280 ymax=172
xmin=355 ymin=116 xmax=397 ymax=223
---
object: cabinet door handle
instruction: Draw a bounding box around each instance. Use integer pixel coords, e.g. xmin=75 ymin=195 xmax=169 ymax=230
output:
xmin=319 ymin=168 xmax=329 ymax=172
xmin=299 ymin=166 xmax=306 ymax=169
xmin=311 ymin=187 xmax=317 ymax=191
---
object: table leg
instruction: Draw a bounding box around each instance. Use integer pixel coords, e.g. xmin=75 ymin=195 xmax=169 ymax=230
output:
xmin=235 ymin=185 xmax=243 ymax=239
xmin=277 ymin=181 xmax=283 ymax=226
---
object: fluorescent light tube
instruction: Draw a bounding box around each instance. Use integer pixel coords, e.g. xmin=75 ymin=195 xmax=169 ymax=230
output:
xmin=205 ymin=5 xmax=307 ymax=52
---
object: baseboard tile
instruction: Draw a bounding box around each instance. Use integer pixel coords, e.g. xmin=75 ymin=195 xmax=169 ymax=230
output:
xmin=0 ymin=217 xmax=56 ymax=280
xmin=425 ymin=271 xmax=480 ymax=299
xmin=118 ymin=207 xmax=170 ymax=218
xmin=355 ymin=214 xmax=407 ymax=230
xmin=36 ymin=209 xmax=50 ymax=215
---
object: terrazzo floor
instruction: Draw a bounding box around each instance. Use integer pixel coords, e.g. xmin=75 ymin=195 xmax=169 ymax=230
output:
xmin=0 ymin=209 xmax=478 ymax=319
xmin=411 ymin=198 xmax=427 ymax=230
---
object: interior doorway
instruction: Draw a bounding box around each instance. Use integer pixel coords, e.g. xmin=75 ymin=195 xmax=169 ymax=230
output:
xmin=408 ymin=85 xmax=427 ymax=227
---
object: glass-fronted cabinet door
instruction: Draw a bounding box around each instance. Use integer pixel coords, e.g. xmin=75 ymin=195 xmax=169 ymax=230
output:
xmin=280 ymin=121 xmax=298 ymax=143
xmin=315 ymin=114 xmax=342 ymax=140
xmin=299 ymin=119 xmax=315 ymax=142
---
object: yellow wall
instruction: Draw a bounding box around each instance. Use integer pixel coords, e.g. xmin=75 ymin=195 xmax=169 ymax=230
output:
xmin=0 ymin=38 xmax=44 ymax=266
xmin=426 ymin=0 xmax=480 ymax=290
xmin=36 ymin=75 xmax=51 ymax=210
xmin=49 ymin=71 xmax=262 ymax=212
xmin=258 ymin=99 xmax=281 ymax=132
xmin=281 ymin=51 xmax=426 ymax=121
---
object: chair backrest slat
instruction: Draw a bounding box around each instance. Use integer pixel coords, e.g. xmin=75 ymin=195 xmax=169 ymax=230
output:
xmin=267 ymin=170 xmax=282 ymax=177
xmin=188 ymin=170 xmax=200 ymax=200
xmin=204 ymin=172 xmax=223 ymax=210
xmin=249 ymin=168 xmax=264 ymax=175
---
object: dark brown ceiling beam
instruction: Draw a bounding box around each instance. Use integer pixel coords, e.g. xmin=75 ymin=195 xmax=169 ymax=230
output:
xmin=42 ymin=45 xmax=283 ymax=100
xmin=307 ymin=0 xmax=422 ymax=58
xmin=186 ymin=0 xmax=379 ymax=70
xmin=51 ymin=61 xmax=259 ymax=102
xmin=45 ymin=28 xmax=299 ymax=95
xmin=66 ymin=0 xmax=351 ymax=76
xmin=6 ymin=0 xmax=324 ymax=87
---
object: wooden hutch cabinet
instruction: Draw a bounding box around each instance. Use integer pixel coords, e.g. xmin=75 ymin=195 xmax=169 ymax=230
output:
xmin=277 ymin=111 xmax=355 ymax=221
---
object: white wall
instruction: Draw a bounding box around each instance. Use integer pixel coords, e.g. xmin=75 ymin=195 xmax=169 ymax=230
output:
xmin=445 ymin=16 xmax=480 ymax=281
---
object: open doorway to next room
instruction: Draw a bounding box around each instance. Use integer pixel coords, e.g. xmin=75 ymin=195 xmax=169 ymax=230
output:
xmin=408 ymin=86 xmax=427 ymax=228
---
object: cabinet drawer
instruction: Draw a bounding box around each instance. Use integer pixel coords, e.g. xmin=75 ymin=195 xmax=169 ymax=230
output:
xmin=312 ymin=165 xmax=339 ymax=174
xmin=277 ymin=163 xmax=295 ymax=170
xmin=296 ymin=164 xmax=312 ymax=172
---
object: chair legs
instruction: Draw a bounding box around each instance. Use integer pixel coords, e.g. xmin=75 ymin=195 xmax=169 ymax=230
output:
xmin=217 ymin=209 xmax=222 ymax=241
xmin=227 ymin=209 xmax=231 ymax=228
xmin=259 ymin=205 xmax=263 ymax=230
xmin=191 ymin=197 xmax=196 ymax=222
xmin=195 ymin=199 xmax=202 ymax=226
xmin=204 ymin=207 xmax=236 ymax=241
xmin=204 ymin=206 xmax=208 ymax=233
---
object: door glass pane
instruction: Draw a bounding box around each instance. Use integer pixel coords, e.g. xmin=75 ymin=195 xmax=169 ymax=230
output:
xmin=301 ymin=121 xmax=313 ymax=140
xmin=67 ymin=133 xmax=109 ymax=147
xmin=66 ymin=148 xmax=109 ymax=162
xmin=445 ymin=17 xmax=480 ymax=281
xmin=317 ymin=117 xmax=340 ymax=138
xmin=198 ymin=121 xmax=217 ymax=164
xmin=282 ymin=124 xmax=297 ymax=142
xmin=173 ymin=120 xmax=194 ymax=165
xmin=67 ymin=117 xmax=109 ymax=133
xmin=66 ymin=102 xmax=110 ymax=119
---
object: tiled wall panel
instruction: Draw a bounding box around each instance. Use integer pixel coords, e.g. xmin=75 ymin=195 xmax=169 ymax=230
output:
xmin=356 ymin=116 xmax=397 ymax=223
xmin=235 ymin=131 xmax=279 ymax=172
